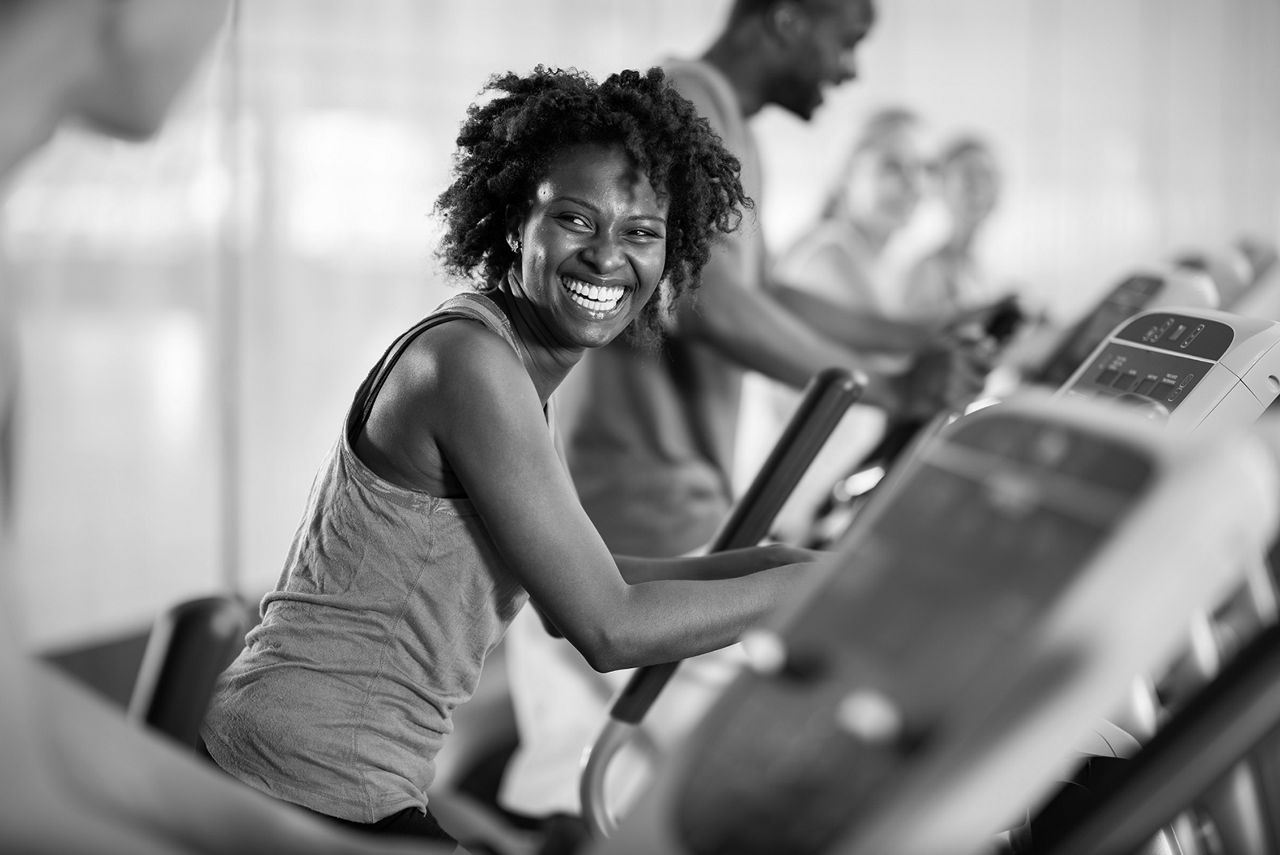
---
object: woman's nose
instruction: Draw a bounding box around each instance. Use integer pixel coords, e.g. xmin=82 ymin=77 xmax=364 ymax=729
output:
xmin=582 ymin=234 xmax=625 ymax=272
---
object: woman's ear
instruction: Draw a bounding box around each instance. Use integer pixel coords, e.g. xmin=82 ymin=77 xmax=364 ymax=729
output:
xmin=504 ymin=204 xmax=525 ymax=250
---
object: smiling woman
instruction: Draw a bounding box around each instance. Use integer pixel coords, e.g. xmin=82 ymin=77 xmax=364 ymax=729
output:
xmin=198 ymin=65 xmax=821 ymax=848
xmin=435 ymin=65 xmax=752 ymax=344
xmin=507 ymin=142 xmax=670 ymax=349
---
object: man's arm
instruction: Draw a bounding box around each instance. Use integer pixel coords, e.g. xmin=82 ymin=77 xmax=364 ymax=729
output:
xmin=766 ymin=280 xmax=934 ymax=354
xmin=674 ymin=242 xmax=999 ymax=421
xmin=674 ymin=259 xmax=880 ymax=389
xmin=768 ymin=273 xmax=1026 ymax=357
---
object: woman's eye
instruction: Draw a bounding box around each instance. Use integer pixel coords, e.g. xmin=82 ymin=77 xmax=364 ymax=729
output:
xmin=559 ymin=213 xmax=591 ymax=230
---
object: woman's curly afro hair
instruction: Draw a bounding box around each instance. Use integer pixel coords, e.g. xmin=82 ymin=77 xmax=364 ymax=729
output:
xmin=434 ymin=65 xmax=752 ymax=340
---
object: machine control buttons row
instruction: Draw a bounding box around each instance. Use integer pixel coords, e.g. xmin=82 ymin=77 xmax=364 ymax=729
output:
xmin=1118 ymin=313 xmax=1234 ymax=360
xmin=1140 ymin=317 xmax=1205 ymax=351
xmin=1096 ymin=366 xmax=1191 ymax=403
xmin=1077 ymin=342 xmax=1208 ymax=413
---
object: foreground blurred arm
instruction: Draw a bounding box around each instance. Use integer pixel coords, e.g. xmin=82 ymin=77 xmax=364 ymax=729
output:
xmin=0 ymin=630 xmax=442 ymax=855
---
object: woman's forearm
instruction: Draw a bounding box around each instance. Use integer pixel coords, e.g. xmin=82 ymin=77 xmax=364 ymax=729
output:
xmin=615 ymin=544 xmax=821 ymax=584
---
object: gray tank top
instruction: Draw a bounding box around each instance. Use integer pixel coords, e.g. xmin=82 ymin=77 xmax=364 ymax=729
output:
xmin=202 ymin=292 xmax=532 ymax=822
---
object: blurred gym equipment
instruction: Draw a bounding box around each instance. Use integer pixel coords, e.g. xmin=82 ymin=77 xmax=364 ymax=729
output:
xmin=592 ymin=392 xmax=1279 ymax=855
xmin=126 ymin=594 xmax=253 ymax=751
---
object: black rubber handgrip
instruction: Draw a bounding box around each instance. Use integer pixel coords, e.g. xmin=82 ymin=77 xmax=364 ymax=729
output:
xmin=609 ymin=367 xmax=864 ymax=725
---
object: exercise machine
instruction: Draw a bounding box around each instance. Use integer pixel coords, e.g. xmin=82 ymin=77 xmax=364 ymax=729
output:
xmin=1010 ymin=309 xmax=1280 ymax=853
xmin=591 ymin=392 xmax=1280 ymax=855
xmin=807 ymin=266 xmax=1219 ymax=548
xmin=582 ymin=304 xmax=1280 ymax=853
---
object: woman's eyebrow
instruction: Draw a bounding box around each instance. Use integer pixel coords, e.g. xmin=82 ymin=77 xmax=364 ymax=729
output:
xmin=555 ymin=194 xmax=600 ymax=211
xmin=625 ymin=213 xmax=668 ymax=225
xmin=556 ymin=195 xmax=667 ymax=225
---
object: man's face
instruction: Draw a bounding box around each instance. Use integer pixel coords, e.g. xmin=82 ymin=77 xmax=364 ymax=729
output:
xmin=770 ymin=0 xmax=876 ymax=121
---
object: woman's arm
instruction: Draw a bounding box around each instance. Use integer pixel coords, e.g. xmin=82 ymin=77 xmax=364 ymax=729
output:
xmin=614 ymin=544 xmax=823 ymax=585
xmin=397 ymin=324 xmax=813 ymax=673
xmin=530 ymin=547 xmax=820 ymax=638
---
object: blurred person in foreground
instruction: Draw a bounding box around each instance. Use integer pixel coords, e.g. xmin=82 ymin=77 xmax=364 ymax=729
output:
xmin=0 ymin=2 xmax=445 ymax=852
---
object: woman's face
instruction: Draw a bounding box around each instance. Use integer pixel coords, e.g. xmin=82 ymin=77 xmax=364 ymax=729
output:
xmin=845 ymin=125 xmax=926 ymax=235
xmin=512 ymin=143 xmax=669 ymax=350
xmin=942 ymin=146 xmax=1000 ymax=230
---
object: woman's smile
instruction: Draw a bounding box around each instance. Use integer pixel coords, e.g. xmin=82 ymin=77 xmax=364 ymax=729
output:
xmin=561 ymin=275 xmax=628 ymax=319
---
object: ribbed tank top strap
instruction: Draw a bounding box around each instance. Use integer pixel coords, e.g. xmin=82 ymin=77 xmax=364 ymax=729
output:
xmin=345 ymin=292 xmax=519 ymax=444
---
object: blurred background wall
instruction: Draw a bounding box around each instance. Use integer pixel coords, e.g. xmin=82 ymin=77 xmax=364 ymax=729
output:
xmin=2 ymin=0 xmax=1277 ymax=652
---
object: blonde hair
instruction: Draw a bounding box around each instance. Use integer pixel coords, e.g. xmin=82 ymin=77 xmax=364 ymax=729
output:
xmin=820 ymin=105 xmax=922 ymax=219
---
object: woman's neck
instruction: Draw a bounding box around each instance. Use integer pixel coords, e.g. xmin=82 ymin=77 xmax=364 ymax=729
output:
xmin=488 ymin=279 xmax=581 ymax=405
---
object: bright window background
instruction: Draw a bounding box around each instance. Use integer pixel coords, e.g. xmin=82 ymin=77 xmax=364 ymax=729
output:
xmin=3 ymin=0 xmax=1277 ymax=650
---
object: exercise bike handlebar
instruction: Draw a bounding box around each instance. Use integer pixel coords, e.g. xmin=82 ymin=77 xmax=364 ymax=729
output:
xmin=579 ymin=366 xmax=864 ymax=836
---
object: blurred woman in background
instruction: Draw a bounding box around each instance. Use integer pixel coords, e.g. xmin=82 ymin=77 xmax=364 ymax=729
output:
xmin=903 ymin=134 xmax=1006 ymax=315
xmin=738 ymin=106 xmax=930 ymax=543
xmin=772 ymin=106 xmax=929 ymax=316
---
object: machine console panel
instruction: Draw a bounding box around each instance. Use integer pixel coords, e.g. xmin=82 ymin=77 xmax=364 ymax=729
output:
xmin=1032 ymin=271 xmax=1216 ymax=388
xmin=1057 ymin=308 xmax=1280 ymax=430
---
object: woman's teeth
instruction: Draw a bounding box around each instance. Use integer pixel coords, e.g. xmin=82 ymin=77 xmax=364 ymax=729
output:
xmin=563 ymin=277 xmax=624 ymax=317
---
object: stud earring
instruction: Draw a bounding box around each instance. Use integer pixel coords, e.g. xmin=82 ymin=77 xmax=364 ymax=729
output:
xmin=509 ymin=237 xmax=522 ymax=254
